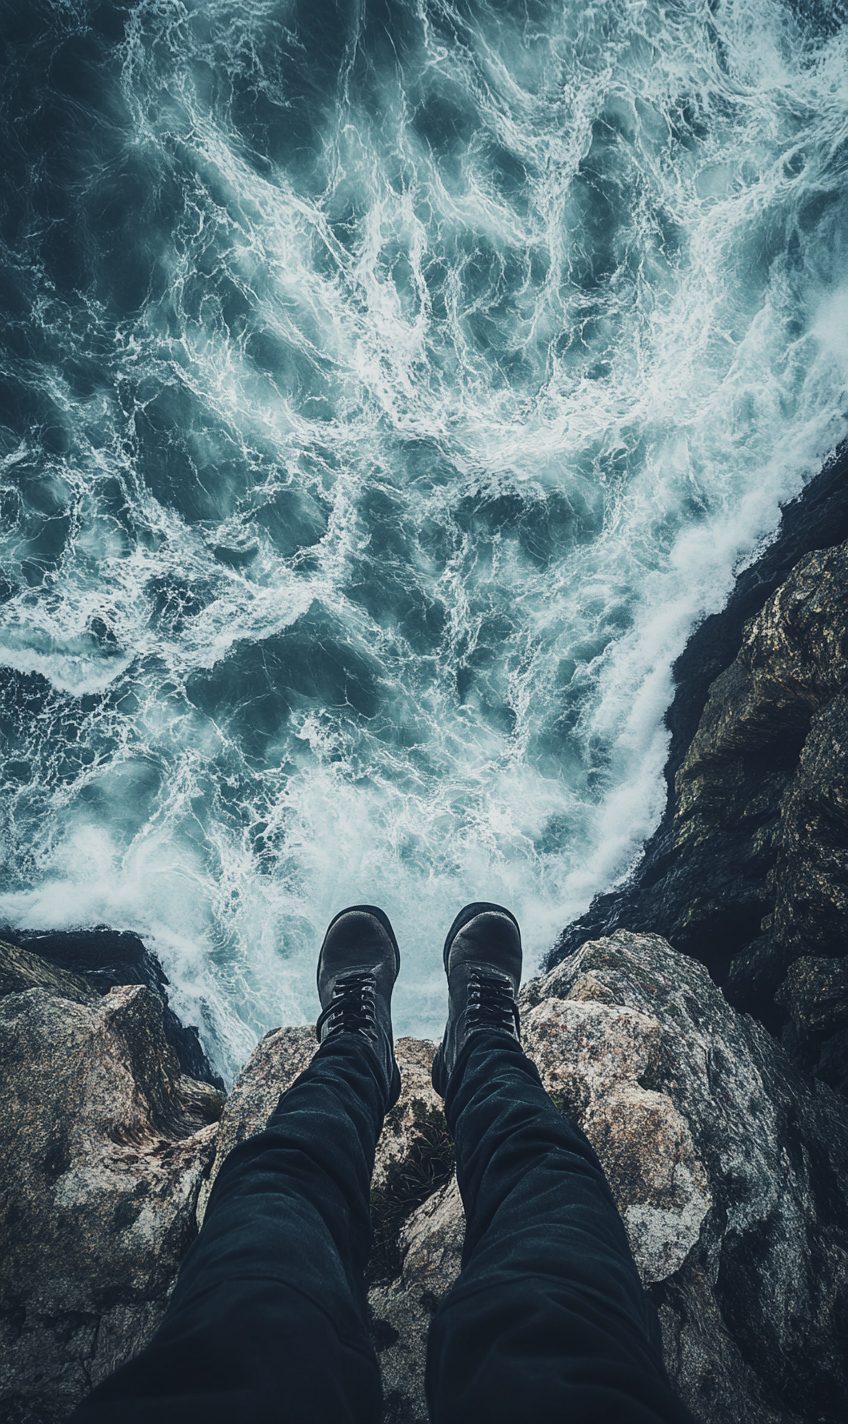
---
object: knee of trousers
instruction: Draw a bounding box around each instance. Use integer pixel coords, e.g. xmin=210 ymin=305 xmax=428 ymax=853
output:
xmin=424 ymin=1275 xmax=684 ymax=1424
xmin=70 ymin=1278 xmax=383 ymax=1424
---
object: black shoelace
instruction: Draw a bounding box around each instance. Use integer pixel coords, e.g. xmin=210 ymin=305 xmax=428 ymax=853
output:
xmin=466 ymin=970 xmax=520 ymax=1036
xmin=316 ymin=969 xmax=377 ymax=1041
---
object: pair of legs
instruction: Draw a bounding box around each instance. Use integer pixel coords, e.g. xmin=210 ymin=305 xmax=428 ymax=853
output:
xmin=70 ymin=904 xmax=694 ymax=1424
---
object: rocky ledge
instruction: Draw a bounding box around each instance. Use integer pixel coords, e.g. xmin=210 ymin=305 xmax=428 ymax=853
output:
xmin=0 ymin=927 xmax=224 ymax=1090
xmin=3 ymin=931 xmax=847 ymax=1424
xmin=5 ymin=452 xmax=848 ymax=1424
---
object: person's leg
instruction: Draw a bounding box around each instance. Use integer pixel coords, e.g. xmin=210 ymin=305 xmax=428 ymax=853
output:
xmin=426 ymin=905 xmax=696 ymax=1424
xmin=70 ymin=906 xmax=401 ymax=1424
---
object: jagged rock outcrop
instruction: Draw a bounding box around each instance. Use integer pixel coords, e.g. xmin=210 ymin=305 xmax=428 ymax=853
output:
xmin=678 ymin=545 xmax=848 ymax=1022
xmin=0 ymin=940 xmax=223 ymax=1424
xmin=4 ymin=933 xmax=848 ymax=1424
xmin=0 ymin=926 xmax=224 ymax=1088
xmin=665 ymin=443 xmax=848 ymax=788
xmin=369 ymin=931 xmax=848 ymax=1424
xmin=552 ymin=533 xmax=848 ymax=1094
xmin=526 ymin=933 xmax=848 ymax=1424
xmin=0 ymin=937 xmax=99 ymax=1006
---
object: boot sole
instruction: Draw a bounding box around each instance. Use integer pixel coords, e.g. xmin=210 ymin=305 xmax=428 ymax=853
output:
xmin=441 ymin=901 xmax=522 ymax=971
xmin=318 ymin=904 xmax=401 ymax=987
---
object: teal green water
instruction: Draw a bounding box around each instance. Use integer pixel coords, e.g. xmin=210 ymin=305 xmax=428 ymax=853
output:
xmin=1 ymin=0 xmax=847 ymax=1078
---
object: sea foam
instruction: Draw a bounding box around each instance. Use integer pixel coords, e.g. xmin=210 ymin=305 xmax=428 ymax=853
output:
xmin=1 ymin=0 xmax=847 ymax=1080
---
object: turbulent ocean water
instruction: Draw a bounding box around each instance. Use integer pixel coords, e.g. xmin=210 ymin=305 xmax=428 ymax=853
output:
xmin=1 ymin=0 xmax=847 ymax=1078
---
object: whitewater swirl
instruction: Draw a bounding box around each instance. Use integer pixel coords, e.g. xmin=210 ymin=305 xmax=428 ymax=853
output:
xmin=1 ymin=0 xmax=847 ymax=1077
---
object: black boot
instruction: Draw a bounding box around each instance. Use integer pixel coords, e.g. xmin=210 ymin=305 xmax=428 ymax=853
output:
xmin=316 ymin=904 xmax=401 ymax=1109
xmin=432 ymin=901 xmax=522 ymax=1098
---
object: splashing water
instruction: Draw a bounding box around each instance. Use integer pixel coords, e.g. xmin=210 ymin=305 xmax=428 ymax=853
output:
xmin=1 ymin=0 xmax=847 ymax=1078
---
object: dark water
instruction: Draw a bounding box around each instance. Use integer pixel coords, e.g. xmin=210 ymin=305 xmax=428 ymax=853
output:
xmin=1 ymin=0 xmax=847 ymax=1077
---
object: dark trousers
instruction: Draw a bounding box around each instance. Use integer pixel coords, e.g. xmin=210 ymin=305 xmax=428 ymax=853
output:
xmin=70 ymin=1031 xmax=695 ymax=1424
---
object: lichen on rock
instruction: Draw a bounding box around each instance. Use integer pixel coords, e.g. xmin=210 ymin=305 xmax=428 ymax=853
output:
xmin=4 ymin=929 xmax=848 ymax=1423
xmin=526 ymin=993 xmax=711 ymax=1284
xmin=0 ymin=948 xmax=222 ymax=1424
xmin=364 ymin=931 xmax=848 ymax=1424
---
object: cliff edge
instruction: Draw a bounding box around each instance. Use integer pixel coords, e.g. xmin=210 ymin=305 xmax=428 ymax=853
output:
xmin=4 ymin=455 xmax=848 ymax=1422
xmin=551 ymin=497 xmax=848 ymax=1095
xmin=3 ymin=931 xmax=848 ymax=1424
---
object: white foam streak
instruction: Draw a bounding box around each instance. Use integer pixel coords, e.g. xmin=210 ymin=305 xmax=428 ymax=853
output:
xmin=2 ymin=0 xmax=847 ymax=1080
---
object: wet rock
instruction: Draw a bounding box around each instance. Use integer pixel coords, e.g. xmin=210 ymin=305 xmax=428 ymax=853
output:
xmin=0 ymin=935 xmax=98 ymax=1005
xmin=0 ymin=925 xmax=224 ymax=1088
xmin=768 ymin=689 xmax=848 ymax=971
xmin=0 ymin=969 xmax=222 ymax=1424
xmin=665 ymin=441 xmax=848 ymax=791
xmin=776 ymin=955 xmax=848 ymax=1037
xmin=674 ymin=542 xmax=848 ymax=840
xmin=775 ymin=955 xmax=848 ymax=1093
xmin=671 ymin=542 xmax=848 ymax=986
xmin=550 ymin=532 xmax=848 ymax=1092
xmin=374 ymin=932 xmax=848 ymax=1424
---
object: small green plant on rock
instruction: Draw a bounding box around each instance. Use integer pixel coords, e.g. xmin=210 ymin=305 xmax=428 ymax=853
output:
xmin=368 ymin=1110 xmax=455 ymax=1285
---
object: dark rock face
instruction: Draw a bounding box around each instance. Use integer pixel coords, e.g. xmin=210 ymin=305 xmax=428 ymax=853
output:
xmin=0 ymin=937 xmax=98 ymax=1006
xmin=550 ymin=516 xmax=848 ymax=1094
xmin=675 ymin=540 xmax=848 ymax=974
xmin=0 ymin=925 xmax=224 ymax=1090
xmin=665 ymin=441 xmax=848 ymax=790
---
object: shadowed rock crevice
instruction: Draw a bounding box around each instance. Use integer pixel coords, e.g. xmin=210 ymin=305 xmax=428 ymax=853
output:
xmin=368 ymin=1107 xmax=455 ymax=1287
